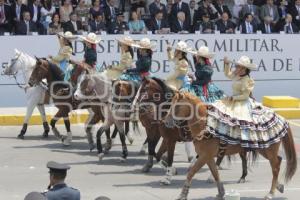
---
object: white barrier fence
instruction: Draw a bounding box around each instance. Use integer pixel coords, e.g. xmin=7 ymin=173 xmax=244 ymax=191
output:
xmin=0 ymin=34 xmax=299 ymax=107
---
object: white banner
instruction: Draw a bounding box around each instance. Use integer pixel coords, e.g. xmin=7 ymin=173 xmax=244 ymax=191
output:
xmin=0 ymin=34 xmax=299 ymax=107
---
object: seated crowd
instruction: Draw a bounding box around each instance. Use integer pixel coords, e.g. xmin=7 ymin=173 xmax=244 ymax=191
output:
xmin=0 ymin=0 xmax=300 ymax=35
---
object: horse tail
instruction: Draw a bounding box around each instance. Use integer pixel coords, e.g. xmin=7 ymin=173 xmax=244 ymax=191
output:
xmin=132 ymin=121 xmax=141 ymax=135
xmin=282 ymin=124 xmax=297 ymax=183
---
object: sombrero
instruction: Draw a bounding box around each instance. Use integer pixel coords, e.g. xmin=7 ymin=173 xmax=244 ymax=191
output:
xmin=174 ymin=41 xmax=193 ymax=53
xmin=57 ymin=31 xmax=77 ymax=40
xmin=116 ymin=36 xmax=135 ymax=47
xmin=192 ymin=46 xmax=215 ymax=58
xmin=235 ymin=55 xmax=257 ymax=70
xmin=79 ymin=33 xmax=101 ymax=44
xmin=132 ymin=38 xmax=155 ymax=50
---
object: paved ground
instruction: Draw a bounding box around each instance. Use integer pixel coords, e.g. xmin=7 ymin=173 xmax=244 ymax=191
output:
xmin=0 ymin=121 xmax=300 ymax=200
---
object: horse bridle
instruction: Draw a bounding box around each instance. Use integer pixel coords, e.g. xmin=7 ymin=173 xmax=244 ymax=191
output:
xmin=5 ymin=53 xmax=28 ymax=89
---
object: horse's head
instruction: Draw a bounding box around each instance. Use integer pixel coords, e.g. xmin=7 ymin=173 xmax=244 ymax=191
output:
xmin=112 ymin=80 xmax=136 ymax=103
xmin=2 ymin=49 xmax=23 ymax=76
xmin=74 ymin=72 xmax=96 ymax=100
xmin=28 ymin=58 xmax=49 ymax=86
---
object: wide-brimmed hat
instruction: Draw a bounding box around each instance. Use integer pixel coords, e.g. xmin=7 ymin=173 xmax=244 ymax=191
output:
xmin=235 ymin=55 xmax=257 ymax=70
xmin=192 ymin=46 xmax=215 ymax=58
xmin=174 ymin=41 xmax=193 ymax=53
xmin=58 ymin=31 xmax=77 ymax=40
xmin=79 ymin=33 xmax=101 ymax=44
xmin=116 ymin=36 xmax=135 ymax=47
xmin=133 ymin=38 xmax=155 ymax=50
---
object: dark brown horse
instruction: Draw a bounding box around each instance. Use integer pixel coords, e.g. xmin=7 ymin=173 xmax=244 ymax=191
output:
xmin=27 ymin=58 xmax=114 ymax=149
xmin=164 ymin=92 xmax=297 ymax=200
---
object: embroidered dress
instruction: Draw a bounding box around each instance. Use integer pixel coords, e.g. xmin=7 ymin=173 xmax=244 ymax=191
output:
xmin=184 ymin=63 xmax=224 ymax=103
xmin=104 ymin=51 xmax=133 ymax=80
xmin=165 ymin=50 xmax=190 ymax=90
xmin=205 ymin=63 xmax=288 ymax=148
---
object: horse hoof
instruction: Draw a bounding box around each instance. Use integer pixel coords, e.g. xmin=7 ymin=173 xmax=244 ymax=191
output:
xmin=264 ymin=193 xmax=274 ymax=200
xmin=276 ymin=184 xmax=284 ymax=193
xmin=127 ymin=137 xmax=134 ymax=145
xmin=139 ymin=149 xmax=147 ymax=155
xmin=175 ymin=194 xmax=187 ymax=200
xmin=217 ymin=166 xmax=224 ymax=170
xmin=42 ymin=132 xmax=49 ymax=138
xmin=206 ymin=177 xmax=215 ymax=184
xmin=237 ymin=178 xmax=246 ymax=183
xmin=98 ymin=153 xmax=105 ymax=161
xmin=89 ymin=144 xmax=95 ymax=152
xmin=17 ymin=134 xmax=25 ymax=139
xmin=215 ymin=194 xmax=225 ymax=200
xmin=160 ymin=178 xmax=171 ymax=185
xmin=142 ymin=164 xmax=153 ymax=173
xmin=158 ymin=160 xmax=168 ymax=170
xmin=119 ymin=157 xmax=127 ymax=163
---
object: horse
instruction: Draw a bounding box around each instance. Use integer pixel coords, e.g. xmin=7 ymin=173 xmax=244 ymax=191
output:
xmin=1 ymin=49 xmax=50 ymax=139
xmin=74 ymin=71 xmax=138 ymax=161
xmin=164 ymin=92 xmax=297 ymax=200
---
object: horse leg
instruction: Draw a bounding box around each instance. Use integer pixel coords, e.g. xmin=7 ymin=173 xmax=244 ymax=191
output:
xmin=85 ymin=112 xmax=102 ymax=151
xmin=104 ymin=127 xmax=112 ymax=153
xmin=237 ymin=151 xmax=248 ymax=183
xmin=110 ymin=125 xmax=118 ymax=145
xmin=17 ymin=101 xmax=36 ymax=139
xmin=139 ymin=137 xmax=148 ymax=155
xmin=37 ymin=104 xmax=49 ymax=138
xmin=115 ymin=121 xmax=128 ymax=162
xmin=177 ymin=153 xmax=208 ymax=200
xmin=160 ymin=139 xmax=177 ymax=185
xmin=185 ymin=141 xmax=195 ymax=162
xmin=207 ymin=158 xmax=225 ymax=200
xmin=142 ymin=128 xmax=160 ymax=173
xmin=126 ymin=121 xmax=134 ymax=144
xmin=50 ymin=109 xmax=65 ymax=141
xmin=156 ymin=138 xmax=168 ymax=170
xmin=61 ymin=117 xmax=72 ymax=146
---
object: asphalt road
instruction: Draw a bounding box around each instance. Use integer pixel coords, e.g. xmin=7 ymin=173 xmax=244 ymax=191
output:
xmin=0 ymin=121 xmax=300 ymax=200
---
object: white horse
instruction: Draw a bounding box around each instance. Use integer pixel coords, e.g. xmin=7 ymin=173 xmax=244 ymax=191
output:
xmin=1 ymin=49 xmax=50 ymax=139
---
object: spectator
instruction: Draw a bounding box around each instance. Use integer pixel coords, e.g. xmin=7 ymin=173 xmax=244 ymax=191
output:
xmin=259 ymin=16 xmax=275 ymax=33
xmin=194 ymin=0 xmax=218 ymax=23
xmin=89 ymin=13 xmax=106 ymax=33
xmin=89 ymin=0 xmax=102 ymax=20
xmin=260 ymin=0 xmax=279 ymax=25
xmin=240 ymin=0 xmax=260 ymax=25
xmin=215 ymin=11 xmax=236 ymax=33
xmin=232 ymin=0 xmax=247 ymax=22
xmin=40 ymin=0 xmax=55 ymax=32
xmin=15 ymin=11 xmax=37 ymax=35
xmin=63 ymin=11 xmax=84 ymax=34
xmin=288 ymin=0 xmax=300 ymax=28
xmin=171 ymin=11 xmax=189 ymax=33
xmin=148 ymin=10 xmax=169 ymax=34
xmin=170 ymin=0 xmax=190 ymax=27
xmin=214 ymin=0 xmax=232 ymax=19
xmin=195 ymin=12 xmax=215 ymax=33
xmin=278 ymin=13 xmax=299 ymax=33
xmin=48 ymin=12 xmax=63 ymax=34
xmin=189 ymin=0 xmax=196 ymax=32
xmin=149 ymin=0 xmax=167 ymax=18
xmin=0 ymin=0 xmax=12 ymax=34
xmin=278 ymin=0 xmax=288 ymax=20
xmin=166 ymin=0 xmax=173 ymax=24
xmin=75 ymin=0 xmax=90 ymax=31
xmin=130 ymin=0 xmax=146 ymax=14
xmin=27 ymin=0 xmax=44 ymax=34
xmin=107 ymin=12 xmax=128 ymax=34
xmin=11 ymin=0 xmax=27 ymax=23
xmin=104 ymin=0 xmax=118 ymax=27
xmin=240 ymin=13 xmax=258 ymax=33
xmin=128 ymin=10 xmax=146 ymax=34
xmin=59 ymin=0 xmax=73 ymax=23
xmin=44 ymin=161 xmax=80 ymax=200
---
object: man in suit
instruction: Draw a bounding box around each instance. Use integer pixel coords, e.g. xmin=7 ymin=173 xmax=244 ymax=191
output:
xmin=15 ymin=11 xmax=37 ymax=35
xmin=0 ymin=0 xmax=12 ymax=34
xmin=27 ymin=0 xmax=44 ymax=34
xmin=11 ymin=0 xmax=27 ymax=22
xmin=259 ymin=16 xmax=275 ymax=33
xmin=240 ymin=13 xmax=258 ymax=33
xmin=108 ymin=12 xmax=128 ymax=34
xmin=44 ymin=161 xmax=80 ymax=200
xmin=277 ymin=13 xmax=299 ymax=33
xmin=215 ymin=11 xmax=236 ymax=33
xmin=288 ymin=0 xmax=300 ymax=28
xmin=171 ymin=11 xmax=189 ymax=33
xmin=170 ymin=0 xmax=190 ymax=27
xmin=195 ymin=12 xmax=215 ymax=33
xmin=189 ymin=0 xmax=196 ymax=32
xmin=214 ymin=0 xmax=232 ymax=19
xmin=240 ymin=0 xmax=260 ymax=25
xmin=149 ymin=10 xmax=169 ymax=34
xmin=194 ymin=0 xmax=218 ymax=24
xmin=63 ymin=12 xmax=84 ymax=34
xmin=260 ymin=0 xmax=279 ymax=25
xmin=149 ymin=0 xmax=167 ymax=18
xmin=104 ymin=0 xmax=118 ymax=27
xmin=89 ymin=13 xmax=106 ymax=34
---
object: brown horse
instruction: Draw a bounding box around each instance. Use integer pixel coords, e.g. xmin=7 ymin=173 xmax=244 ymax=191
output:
xmin=164 ymin=92 xmax=297 ymax=200
xmin=27 ymin=58 xmax=114 ymax=149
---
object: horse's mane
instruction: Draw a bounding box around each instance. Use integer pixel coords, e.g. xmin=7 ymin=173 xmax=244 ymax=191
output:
xmin=47 ymin=61 xmax=64 ymax=81
xmin=181 ymin=91 xmax=203 ymax=105
xmin=151 ymin=77 xmax=174 ymax=98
